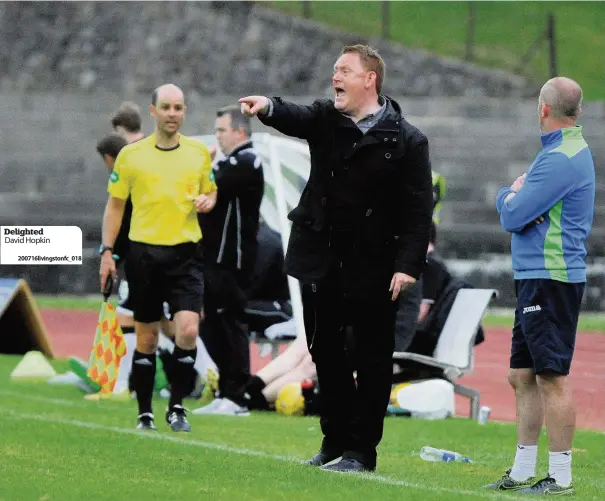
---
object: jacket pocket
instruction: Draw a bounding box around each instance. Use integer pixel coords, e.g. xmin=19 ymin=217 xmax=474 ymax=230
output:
xmin=286 ymin=186 xmax=325 ymax=232
xmin=287 ymin=204 xmax=314 ymax=227
xmin=284 ymin=224 xmax=329 ymax=281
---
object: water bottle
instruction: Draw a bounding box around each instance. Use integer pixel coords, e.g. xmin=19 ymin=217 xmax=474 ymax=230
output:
xmin=478 ymin=406 xmax=492 ymax=425
xmin=419 ymin=446 xmax=472 ymax=463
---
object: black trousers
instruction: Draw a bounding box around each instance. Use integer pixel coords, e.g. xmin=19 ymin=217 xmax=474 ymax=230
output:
xmin=301 ymin=254 xmax=397 ymax=467
xmin=199 ymin=264 xmax=250 ymax=405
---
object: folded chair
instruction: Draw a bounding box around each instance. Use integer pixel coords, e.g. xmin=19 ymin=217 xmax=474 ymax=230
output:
xmin=393 ymin=288 xmax=498 ymax=420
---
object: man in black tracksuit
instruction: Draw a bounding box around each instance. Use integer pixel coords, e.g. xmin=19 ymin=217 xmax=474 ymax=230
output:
xmin=240 ymin=44 xmax=433 ymax=471
xmin=197 ymin=105 xmax=264 ymax=415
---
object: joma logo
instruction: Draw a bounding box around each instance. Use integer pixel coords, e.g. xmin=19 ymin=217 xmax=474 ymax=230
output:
xmin=523 ymin=305 xmax=542 ymax=314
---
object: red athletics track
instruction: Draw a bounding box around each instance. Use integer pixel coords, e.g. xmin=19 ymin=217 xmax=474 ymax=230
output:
xmin=40 ymin=309 xmax=604 ymax=431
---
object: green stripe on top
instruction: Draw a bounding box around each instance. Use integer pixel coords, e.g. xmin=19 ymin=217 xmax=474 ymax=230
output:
xmin=544 ymin=199 xmax=568 ymax=282
xmin=550 ymin=126 xmax=588 ymax=158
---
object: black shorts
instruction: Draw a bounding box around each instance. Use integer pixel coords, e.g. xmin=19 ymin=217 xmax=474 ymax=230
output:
xmin=116 ymin=277 xmax=172 ymax=320
xmin=127 ymin=241 xmax=204 ymax=323
xmin=510 ymin=278 xmax=584 ymax=375
xmin=244 ymin=299 xmax=293 ymax=334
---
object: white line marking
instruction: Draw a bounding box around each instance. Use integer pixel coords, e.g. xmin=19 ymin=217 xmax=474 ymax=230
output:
xmin=0 ymin=395 xmax=528 ymax=500
xmin=0 ymin=407 xmax=299 ymax=461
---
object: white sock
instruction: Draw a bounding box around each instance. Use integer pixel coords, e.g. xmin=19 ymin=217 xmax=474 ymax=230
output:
xmin=510 ymin=444 xmax=538 ymax=481
xmin=549 ymin=451 xmax=572 ymax=487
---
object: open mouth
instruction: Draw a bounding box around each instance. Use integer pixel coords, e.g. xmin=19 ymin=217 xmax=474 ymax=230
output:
xmin=334 ymin=87 xmax=345 ymax=98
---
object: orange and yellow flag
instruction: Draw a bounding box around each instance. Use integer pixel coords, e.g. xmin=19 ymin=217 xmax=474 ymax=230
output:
xmin=87 ymin=278 xmax=126 ymax=394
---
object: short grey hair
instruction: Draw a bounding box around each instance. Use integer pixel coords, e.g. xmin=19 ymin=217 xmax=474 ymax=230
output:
xmin=539 ymin=77 xmax=583 ymax=119
xmin=217 ymin=105 xmax=251 ymax=137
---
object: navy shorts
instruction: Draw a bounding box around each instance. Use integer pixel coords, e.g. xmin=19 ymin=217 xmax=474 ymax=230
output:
xmin=510 ymin=278 xmax=584 ymax=375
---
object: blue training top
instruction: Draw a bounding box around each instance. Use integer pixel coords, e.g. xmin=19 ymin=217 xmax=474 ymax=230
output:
xmin=496 ymin=126 xmax=595 ymax=283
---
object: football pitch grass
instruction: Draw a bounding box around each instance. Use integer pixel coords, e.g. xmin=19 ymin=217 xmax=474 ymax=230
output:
xmin=0 ymin=356 xmax=603 ymax=501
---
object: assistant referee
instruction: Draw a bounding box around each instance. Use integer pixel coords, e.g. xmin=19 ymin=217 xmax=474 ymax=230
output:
xmin=99 ymin=84 xmax=217 ymax=433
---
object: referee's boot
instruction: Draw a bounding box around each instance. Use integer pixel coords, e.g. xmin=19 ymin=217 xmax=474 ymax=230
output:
xmin=166 ymin=405 xmax=191 ymax=432
xmin=136 ymin=412 xmax=157 ymax=431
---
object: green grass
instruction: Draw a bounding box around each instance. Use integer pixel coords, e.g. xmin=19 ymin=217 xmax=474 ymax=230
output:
xmin=0 ymin=355 xmax=603 ymax=501
xmin=268 ymin=1 xmax=605 ymax=100
xmin=34 ymin=295 xmax=605 ymax=332
xmin=35 ymin=295 xmax=103 ymax=311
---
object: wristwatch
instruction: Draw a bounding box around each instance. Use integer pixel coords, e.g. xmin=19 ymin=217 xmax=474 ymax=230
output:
xmin=98 ymin=244 xmax=114 ymax=256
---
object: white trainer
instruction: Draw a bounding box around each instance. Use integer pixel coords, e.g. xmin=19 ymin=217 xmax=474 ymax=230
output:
xmin=192 ymin=397 xmax=250 ymax=416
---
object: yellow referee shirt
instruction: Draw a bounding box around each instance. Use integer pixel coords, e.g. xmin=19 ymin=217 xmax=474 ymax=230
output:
xmin=108 ymin=132 xmax=217 ymax=246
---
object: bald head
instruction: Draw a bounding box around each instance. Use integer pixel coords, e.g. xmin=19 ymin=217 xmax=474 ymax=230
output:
xmin=150 ymin=83 xmax=186 ymax=140
xmin=152 ymin=84 xmax=185 ymax=106
xmin=539 ymin=77 xmax=583 ymax=120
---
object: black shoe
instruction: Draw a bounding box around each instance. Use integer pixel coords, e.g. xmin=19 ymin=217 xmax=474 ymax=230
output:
xmin=484 ymin=468 xmax=536 ymax=491
xmin=305 ymin=449 xmax=344 ymax=467
xmin=166 ymin=405 xmax=191 ymax=432
xmin=321 ymin=458 xmax=375 ymax=473
xmin=136 ymin=412 xmax=157 ymax=431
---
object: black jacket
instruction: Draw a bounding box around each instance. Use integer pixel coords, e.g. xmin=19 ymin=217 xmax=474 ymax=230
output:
xmin=199 ymin=140 xmax=264 ymax=275
xmin=259 ymin=96 xmax=433 ymax=289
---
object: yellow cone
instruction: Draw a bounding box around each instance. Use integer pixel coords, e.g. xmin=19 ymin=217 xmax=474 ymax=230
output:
xmin=10 ymin=351 xmax=57 ymax=381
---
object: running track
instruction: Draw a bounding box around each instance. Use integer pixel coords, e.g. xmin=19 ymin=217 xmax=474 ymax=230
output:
xmin=40 ymin=309 xmax=605 ymax=431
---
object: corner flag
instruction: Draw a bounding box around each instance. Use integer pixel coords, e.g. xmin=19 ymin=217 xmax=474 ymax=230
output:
xmin=87 ymin=276 xmax=127 ymax=394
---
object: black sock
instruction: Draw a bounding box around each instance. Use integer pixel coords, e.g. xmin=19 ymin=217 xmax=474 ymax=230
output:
xmin=168 ymin=346 xmax=197 ymax=409
xmin=245 ymin=375 xmax=269 ymax=410
xmin=131 ymin=350 xmax=156 ymax=416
